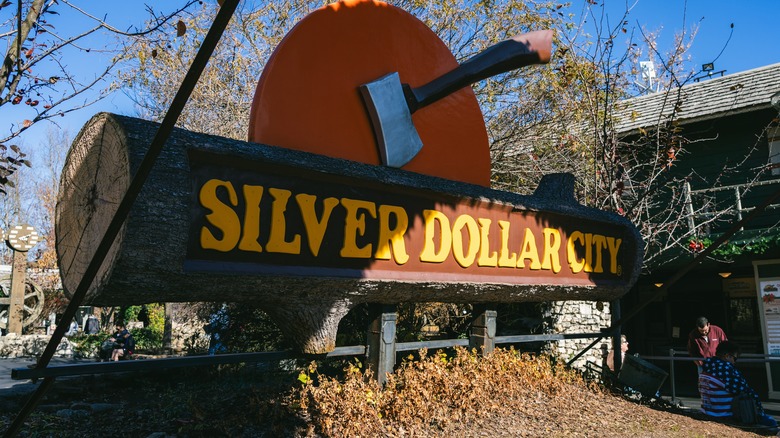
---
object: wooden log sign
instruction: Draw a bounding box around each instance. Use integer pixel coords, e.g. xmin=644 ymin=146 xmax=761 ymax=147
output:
xmin=56 ymin=114 xmax=643 ymax=353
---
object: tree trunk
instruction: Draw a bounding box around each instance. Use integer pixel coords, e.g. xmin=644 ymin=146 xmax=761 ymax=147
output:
xmin=55 ymin=113 xmax=642 ymax=353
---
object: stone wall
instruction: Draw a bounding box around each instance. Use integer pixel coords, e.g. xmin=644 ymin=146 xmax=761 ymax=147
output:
xmin=0 ymin=334 xmax=74 ymax=358
xmin=541 ymin=300 xmax=612 ymax=370
xmin=167 ymin=302 xmax=209 ymax=354
xmin=171 ymin=318 xmax=209 ymax=353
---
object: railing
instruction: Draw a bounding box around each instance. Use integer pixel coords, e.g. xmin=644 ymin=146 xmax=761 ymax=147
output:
xmin=12 ymin=327 xmax=612 ymax=382
xmin=642 ymin=349 xmax=780 ymax=402
xmin=685 ymin=179 xmax=780 ymax=234
xmin=39 ymin=326 xmax=780 ymax=405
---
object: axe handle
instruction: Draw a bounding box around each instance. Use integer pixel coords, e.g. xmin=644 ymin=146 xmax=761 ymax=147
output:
xmin=405 ymin=29 xmax=553 ymax=113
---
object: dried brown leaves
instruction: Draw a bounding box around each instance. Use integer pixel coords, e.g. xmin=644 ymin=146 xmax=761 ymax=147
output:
xmin=296 ymin=347 xmax=763 ymax=437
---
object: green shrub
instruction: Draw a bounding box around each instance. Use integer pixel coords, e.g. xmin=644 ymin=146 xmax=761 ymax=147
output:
xmin=146 ymin=304 xmax=165 ymax=333
xmin=131 ymin=326 xmax=163 ymax=351
xmin=68 ymin=332 xmax=109 ymax=358
xmin=122 ymin=305 xmax=141 ymax=323
xmin=122 ymin=304 xmax=164 ymax=332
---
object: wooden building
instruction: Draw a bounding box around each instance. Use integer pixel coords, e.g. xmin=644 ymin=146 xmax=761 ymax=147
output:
xmin=616 ymin=62 xmax=780 ymax=397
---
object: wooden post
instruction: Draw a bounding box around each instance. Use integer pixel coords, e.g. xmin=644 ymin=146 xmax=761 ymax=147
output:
xmin=367 ymin=304 xmax=397 ymax=385
xmin=6 ymin=223 xmax=39 ymax=335
xmin=469 ymin=306 xmax=496 ymax=355
xmin=7 ymin=250 xmax=26 ymax=335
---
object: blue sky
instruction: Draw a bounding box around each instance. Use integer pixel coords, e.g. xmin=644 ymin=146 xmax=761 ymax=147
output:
xmin=603 ymin=0 xmax=780 ymax=75
xmin=10 ymin=0 xmax=780 ymax=153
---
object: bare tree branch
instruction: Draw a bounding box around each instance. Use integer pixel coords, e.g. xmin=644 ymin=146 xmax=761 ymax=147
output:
xmin=0 ymin=0 xmax=199 ymax=191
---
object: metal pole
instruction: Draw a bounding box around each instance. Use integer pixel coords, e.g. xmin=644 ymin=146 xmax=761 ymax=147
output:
xmin=33 ymin=0 xmax=240 ymax=370
xmin=3 ymin=2 xmax=240 ymax=436
xmin=4 ymin=377 xmax=56 ymax=437
xmin=669 ymin=348 xmax=676 ymax=402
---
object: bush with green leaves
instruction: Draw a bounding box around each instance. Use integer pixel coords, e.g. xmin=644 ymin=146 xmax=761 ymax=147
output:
xmin=69 ymin=332 xmax=107 ymax=358
xmin=131 ymin=327 xmax=163 ymax=352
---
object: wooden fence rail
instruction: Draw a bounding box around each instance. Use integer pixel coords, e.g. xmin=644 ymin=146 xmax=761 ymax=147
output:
xmin=13 ymin=307 xmax=610 ymax=385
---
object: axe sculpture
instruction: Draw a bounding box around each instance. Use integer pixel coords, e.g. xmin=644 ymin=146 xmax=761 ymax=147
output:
xmin=360 ymin=29 xmax=552 ymax=168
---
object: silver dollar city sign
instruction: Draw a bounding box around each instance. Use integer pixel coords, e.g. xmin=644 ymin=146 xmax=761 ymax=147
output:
xmin=55 ymin=1 xmax=644 ymax=354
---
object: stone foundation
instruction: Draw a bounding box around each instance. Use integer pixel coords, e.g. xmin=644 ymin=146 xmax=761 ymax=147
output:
xmin=542 ymin=301 xmax=612 ymax=370
xmin=166 ymin=303 xmax=209 ymax=354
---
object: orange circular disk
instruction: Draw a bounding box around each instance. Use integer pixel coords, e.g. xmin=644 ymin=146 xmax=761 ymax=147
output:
xmin=248 ymin=0 xmax=490 ymax=186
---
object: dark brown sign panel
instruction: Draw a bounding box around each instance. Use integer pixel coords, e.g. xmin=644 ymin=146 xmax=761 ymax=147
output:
xmin=186 ymin=149 xmax=637 ymax=288
xmin=57 ymin=113 xmax=643 ymax=353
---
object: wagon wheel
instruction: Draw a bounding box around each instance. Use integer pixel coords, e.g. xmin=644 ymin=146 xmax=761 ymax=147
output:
xmin=0 ymin=275 xmax=45 ymax=329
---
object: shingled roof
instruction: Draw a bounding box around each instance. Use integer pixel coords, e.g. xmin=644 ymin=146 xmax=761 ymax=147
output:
xmin=615 ymin=62 xmax=780 ymax=134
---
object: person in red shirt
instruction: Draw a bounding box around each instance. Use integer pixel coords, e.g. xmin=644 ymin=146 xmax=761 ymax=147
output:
xmin=688 ymin=316 xmax=728 ymax=373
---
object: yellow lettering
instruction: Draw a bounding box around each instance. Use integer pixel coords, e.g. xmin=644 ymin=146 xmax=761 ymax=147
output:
xmin=340 ymin=198 xmax=376 ymax=258
xmin=296 ymin=194 xmax=339 ymax=257
xmin=420 ymin=210 xmax=451 ymax=263
xmin=266 ymin=188 xmax=301 ymax=254
xmin=375 ymin=205 xmax=410 ymax=264
xmin=452 ymin=215 xmax=479 ymax=268
xmin=238 ymin=185 xmax=264 ymax=253
xmin=477 ymin=218 xmax=498 ymax=267
xmin=541 ymin=228 xmax=562 ymax=273
xmin=592 ymin=234 xmax=607 ymax=273
xmin=584 ymin=233 xmax=593 ymax=272
xmin=567 ymin=231 xmax=585 ymax=273
xmin=497 ymin=220 xmax=517 ymax=267
xmin=199 ymin=179 xmax=240 ymax=252
xmin=517 ymin=229 xmax=541 ymax=270
xmin=607 ymin=237 xmax=622 ymax=274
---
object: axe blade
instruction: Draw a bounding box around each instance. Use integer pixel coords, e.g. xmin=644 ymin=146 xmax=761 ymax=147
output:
xmin=359 ymin=72 xmax=424 ymax=168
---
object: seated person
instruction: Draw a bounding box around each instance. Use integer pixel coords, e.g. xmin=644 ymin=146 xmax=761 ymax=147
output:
xmin=109 ymin=322 xmax=136 ymax=361
xmin=699 ymin=341 xmax=777 ymax=427
xmin=606 ymin=335 xmax=629 ymax=372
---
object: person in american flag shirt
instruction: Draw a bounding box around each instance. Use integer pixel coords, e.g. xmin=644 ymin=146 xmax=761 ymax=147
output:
xmin=699 ymin=341 xmax=777 ymax=427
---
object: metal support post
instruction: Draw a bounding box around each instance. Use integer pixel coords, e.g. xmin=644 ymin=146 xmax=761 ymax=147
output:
xmin=7 ymin=250 xmax=26 ymax=335
xmin=4 ymin=2 xmax=241 ymax=435
xmin=469 ymin=307 xmax=496 ymax=355
xmin=367 ymin=304 xmax=397 ymax=385
xmin=669 ymin=348 xmax=676 ymax=402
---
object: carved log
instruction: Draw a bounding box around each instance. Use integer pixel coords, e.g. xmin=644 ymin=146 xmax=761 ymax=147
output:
xmin=56 ymin=113 xmax=643 ymax=353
